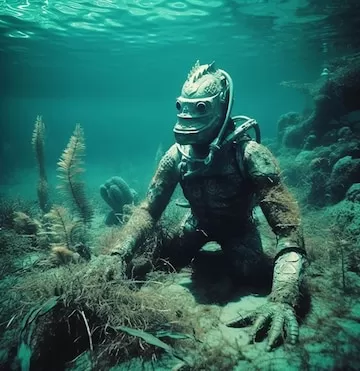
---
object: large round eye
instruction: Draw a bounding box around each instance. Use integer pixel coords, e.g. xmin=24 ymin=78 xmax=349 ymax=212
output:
xmin=196 ymin=101 xmax=207 ymax=114
xmin=176 ymin=101 xmax=181 ymax=111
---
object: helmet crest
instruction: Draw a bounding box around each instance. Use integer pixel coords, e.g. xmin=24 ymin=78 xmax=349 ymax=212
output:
xmin=182 ymin=60 xmax=223 ymax=97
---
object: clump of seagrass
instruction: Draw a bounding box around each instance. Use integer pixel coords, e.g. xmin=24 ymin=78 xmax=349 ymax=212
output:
xmin=0 ymin=197 xmax=51 ymax=277
xmin=41 ymin=206 xmax=90 ymax=266
xmin=0 ymin=196 xmax=36 ymax=229
xmin=11 ymin=264 xmax=194 ymax=370
xmin=32 ymin=115 xmax=50 ymax=213
xmin=57 ymin=124 xmax=93 ymax=225
xmin=12 ymin=211 xmax=40 ymax=235
xmin=95 ymin=210 xmax=183 ymax=280
xmin=11 ymin=211 xmax=50 ymax=251
xmin=0 ymin=229 xmax=34 ymax=278
xmin=48 ymin=245 xmax=80 ymax=266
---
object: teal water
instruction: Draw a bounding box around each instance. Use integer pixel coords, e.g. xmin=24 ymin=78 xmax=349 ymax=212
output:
xmin=1 ymin=1 xmax=359 ymax=181
xmin=1 ymin=2 xmax=360 ymax=370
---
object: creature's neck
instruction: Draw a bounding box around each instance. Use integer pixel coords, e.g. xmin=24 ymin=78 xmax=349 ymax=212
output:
xmin=190 ymin=144 xmax=210 ymax=159
xmin=190 ymin=119 xmax=235 ymax=159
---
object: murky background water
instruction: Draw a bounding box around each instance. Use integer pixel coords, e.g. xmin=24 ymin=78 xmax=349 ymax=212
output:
xmin=1 ymin=0 xmax=359 ymax=183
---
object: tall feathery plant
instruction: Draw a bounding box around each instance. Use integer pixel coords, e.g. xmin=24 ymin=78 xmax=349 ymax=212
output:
xmin=32 ymin=115 xmax=49 ymax=213
xmin=57 ymin=124 xmax=93 ymax=225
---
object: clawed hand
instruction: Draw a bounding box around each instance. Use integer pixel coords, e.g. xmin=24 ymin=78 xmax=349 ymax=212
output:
xmin=226 ymin=301 xmax=299 ymax=351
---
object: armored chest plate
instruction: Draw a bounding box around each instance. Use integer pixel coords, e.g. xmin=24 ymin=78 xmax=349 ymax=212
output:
xmin=179 ymin=144 xmax=254 ymax=225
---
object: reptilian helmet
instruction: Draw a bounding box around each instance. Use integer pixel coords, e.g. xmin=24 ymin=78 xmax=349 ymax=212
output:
xmin=173 ymin=60 xmax=233 ymax=145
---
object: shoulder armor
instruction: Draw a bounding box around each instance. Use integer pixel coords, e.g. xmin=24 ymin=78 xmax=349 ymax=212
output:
xmin=157 ymin=144 xmax=181 ymax=174
xmin=243 ymin=141 xmax=280 ymax=183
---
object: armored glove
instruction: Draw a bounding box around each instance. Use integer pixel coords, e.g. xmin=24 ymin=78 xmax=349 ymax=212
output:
xmin=226 ymin=250 xmax=305 ymax=351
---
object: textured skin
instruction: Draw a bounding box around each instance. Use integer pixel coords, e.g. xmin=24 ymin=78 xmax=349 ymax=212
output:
xmin=110 ymin=145 xmax=180 ymax=258
xmin=181 ymin=60 xmax=224 ymax=98
xmin=227 ymin=250 xmax=305 ymax=350
xmin=244 ymin=141 xmax=305 ymax=252
xmin=226 ymin=300 xmax=299 ymax=351
xmin=112 ymin=139 xmax=306 ymax=350
xmin=179 ymin=141 xmax=255 ymax=232
xmin=270 ymin=251 xmax=305 ymax=306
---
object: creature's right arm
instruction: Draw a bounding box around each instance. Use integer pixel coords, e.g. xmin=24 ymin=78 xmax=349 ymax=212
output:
xmin=110 ymin=144 xmax=180 ymax=258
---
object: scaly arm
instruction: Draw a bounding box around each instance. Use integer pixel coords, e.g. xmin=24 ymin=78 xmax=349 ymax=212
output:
xmin=110 ymin=145 xmax=180 ymax=261
xmin=257 ymin=181 xmax=305 ymax=306
xmin=244 ymin=141 xmax=305 ymax=302
xmin=227 ymin=141 xmax=306 ymax=351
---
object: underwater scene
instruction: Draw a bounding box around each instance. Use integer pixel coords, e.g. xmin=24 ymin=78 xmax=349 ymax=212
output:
xmin=1 ymin=0 xmax=360 ymax=370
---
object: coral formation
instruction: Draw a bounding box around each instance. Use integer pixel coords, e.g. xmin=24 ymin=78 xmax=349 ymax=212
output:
xmin=99 ymin=176 xmax=138 ymax=226
xmin=277 ymin=65 xmax=360 ymax=208
xmin=276 ymin=112 xmax=303 ymax=146
xmin=280 ymin=57 xmax=360 ymax=150
xmin=328 ymin=156 xmax=360 ymax=202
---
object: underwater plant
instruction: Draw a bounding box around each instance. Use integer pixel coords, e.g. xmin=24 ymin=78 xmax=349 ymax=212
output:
xmin=9 ymin=264 xmax=195 ymax=370
xmin=40 ymin=205 xmax=90 ymax=266
xmin=57 ymin=124 xmax=93 ymax=225
xmin=48 ymin=245 xmax=80 ymax=266
xmin=43 ymin=205 xmax=84 ymax=250
xmin=12 ymin=211 xmax=40 ymax=235
xmin=31 ymin=115 xmax=50 ymax=213
xmin=0 ymin=196 xmax=36 ymax=230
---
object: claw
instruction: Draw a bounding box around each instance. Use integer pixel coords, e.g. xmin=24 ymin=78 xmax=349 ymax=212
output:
xmin=227 ymin=302 xmax=300 ymax=351
xmin=226 ymin=311 xmax=256 ymax=328
xmin=251 ymin=310 xmax=272 ymax=341
xmin=267 ymin=311 xmax=284 ymax=351
xmin=285 ymin=308 xmax=299 ymax=345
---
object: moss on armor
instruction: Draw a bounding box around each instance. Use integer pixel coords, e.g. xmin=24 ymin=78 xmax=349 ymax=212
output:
xmin=243 ymin=141 xmax=305 ymax=252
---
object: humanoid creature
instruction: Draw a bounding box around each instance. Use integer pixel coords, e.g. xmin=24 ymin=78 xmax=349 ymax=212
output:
xmin=107 ymin=61 xmax=306 ymax=351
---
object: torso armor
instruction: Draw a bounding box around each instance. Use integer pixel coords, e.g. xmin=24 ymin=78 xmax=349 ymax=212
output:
xmin=177 ymin=141 xmax=255 ymax=233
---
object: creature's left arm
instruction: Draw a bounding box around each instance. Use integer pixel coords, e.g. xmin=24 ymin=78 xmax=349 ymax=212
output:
xmin=244 ymin=141 xmax=306 ymax=307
